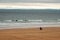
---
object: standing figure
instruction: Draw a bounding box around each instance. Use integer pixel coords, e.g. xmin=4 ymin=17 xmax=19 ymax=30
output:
xmin=40 ymin=27 xmax=42 ymax=30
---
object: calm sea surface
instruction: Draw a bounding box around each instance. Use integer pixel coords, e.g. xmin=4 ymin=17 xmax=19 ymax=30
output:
xmin=0 ymin=9 xmax=60 ymax=29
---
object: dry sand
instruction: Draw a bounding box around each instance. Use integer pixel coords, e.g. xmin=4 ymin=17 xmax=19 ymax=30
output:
xmin=0 ymin=27 xmax=60 ymax=40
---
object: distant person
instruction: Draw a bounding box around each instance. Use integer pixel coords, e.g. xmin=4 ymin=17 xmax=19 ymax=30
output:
xmin=40 ymin=27 xmax=42 ymax=30
xmin=16 ymin=20 xmax=18 ymax=22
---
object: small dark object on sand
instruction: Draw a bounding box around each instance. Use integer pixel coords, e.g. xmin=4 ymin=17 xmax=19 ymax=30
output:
xmin=40 ymin=27 xmax=42 ymax=30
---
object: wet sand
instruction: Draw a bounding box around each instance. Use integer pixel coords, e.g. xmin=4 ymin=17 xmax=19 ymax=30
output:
xmin=0 ymin=27 xmax=60 ymax=40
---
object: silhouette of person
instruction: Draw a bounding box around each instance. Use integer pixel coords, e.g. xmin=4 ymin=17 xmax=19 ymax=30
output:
xmin=16 ymin=20 xmax=18 ymax=22
xmin=40 ymin=27 xmax=42 ymax=30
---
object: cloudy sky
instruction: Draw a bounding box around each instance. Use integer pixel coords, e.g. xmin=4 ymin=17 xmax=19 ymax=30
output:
xmin=0 ymin=0 xmax=60 ymax=9
xmin=0 ymin=0 xmax=60 ymax=3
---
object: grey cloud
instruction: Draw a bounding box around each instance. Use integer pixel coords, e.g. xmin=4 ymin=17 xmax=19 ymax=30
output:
xmin=0 ymin=0 xmax=60 ymax=3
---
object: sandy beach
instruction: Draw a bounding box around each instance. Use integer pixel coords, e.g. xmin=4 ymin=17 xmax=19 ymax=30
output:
xmin=0 ymin=27 xmax=60 ymax=40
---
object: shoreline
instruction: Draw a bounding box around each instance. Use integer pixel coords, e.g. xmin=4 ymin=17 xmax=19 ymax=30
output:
xmin=0 ymin=25 xmax=60 ymax=30
xmin=0 ymin=26 xmax=60 ymax=30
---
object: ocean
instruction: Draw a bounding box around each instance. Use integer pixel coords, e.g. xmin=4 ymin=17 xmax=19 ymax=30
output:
xmin=0 ymin=9 xmax=60 ymax=29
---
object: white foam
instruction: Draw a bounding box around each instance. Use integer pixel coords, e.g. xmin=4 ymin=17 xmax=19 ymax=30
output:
xmin=4 ymin=20 xmax=12 ymax=22
xmin=0 ymin=22 xmax=60 ymax=29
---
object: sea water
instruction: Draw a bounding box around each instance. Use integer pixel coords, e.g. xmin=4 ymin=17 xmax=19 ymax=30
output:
xmin=0 ymin=9 xmax=60 ymax=29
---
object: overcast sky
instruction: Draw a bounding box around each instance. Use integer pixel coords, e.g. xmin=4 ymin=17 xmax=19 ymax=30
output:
xmin=0 ymin=0 xmax=60 ymax=9
xmin=0 ymin=0 xmax=60 ymax=3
